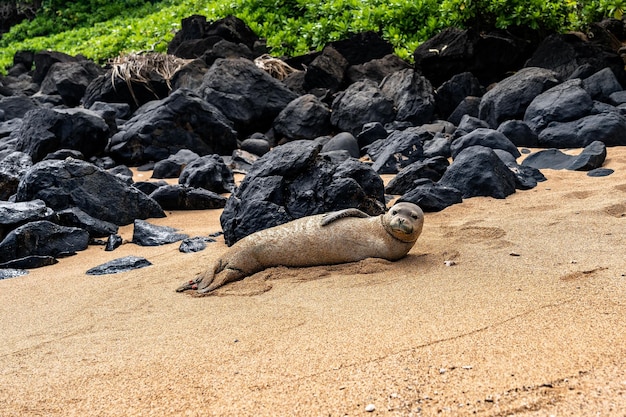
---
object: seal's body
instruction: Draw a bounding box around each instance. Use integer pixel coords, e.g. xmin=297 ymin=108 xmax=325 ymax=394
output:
xmin=177 ymin=202 xmax=424 ymax=295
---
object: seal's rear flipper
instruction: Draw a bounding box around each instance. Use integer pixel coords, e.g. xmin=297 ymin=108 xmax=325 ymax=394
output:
xmin=175 ymin=277 xmax=201 ymax=292
xmin=321 ymin=208 xmax=369 ymax=226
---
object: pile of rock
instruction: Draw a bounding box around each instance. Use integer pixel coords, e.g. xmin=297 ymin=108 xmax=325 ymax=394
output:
xmin=1 ymin=15 xmax=625 ymax=272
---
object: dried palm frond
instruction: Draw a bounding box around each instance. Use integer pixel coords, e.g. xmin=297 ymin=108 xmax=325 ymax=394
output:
xmin=254 ymin=54 xmax=300 ymax=80
xmin=109 ymin=52 xmax=192 ymax=106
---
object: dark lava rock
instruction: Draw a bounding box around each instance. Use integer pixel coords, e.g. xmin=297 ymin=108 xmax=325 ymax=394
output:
xmin=303 ymin=46 xmax=348 ymax=93
xmin=456 ymin=114 xmax=489 ymax=136
xmin=0 ymin=255 xmax=58 ymax=269
xmin=105 ymin=234 xmax=123 ymax=251
xmin=587 ymin=168 xmax=614 ymax=177
xmin=15 ymin=108 xmax=110 ymax=163
xmin=133 ymin=180 xmax=168 ymax=196
xmin=39 ymin=60 xmax=104 ymax=107
xmin=131 ymin=219 xmax=188 ymax=247
xmin=451 ymin=128 xmax=521 ymax=159
xmin=178 ymin=154 xmax=234 ymax=193
xmin=493 ymin=149 xmax=546 ymax=190
xmin=478 ymin=67 xmax=560 ymax=129
xmin=379 ymin=68 xmax=435 ymax=125
xmin=525 ymin=33 xmax=626 ymax=84
xmin=0 ymin=151 xmax=33 ymax=200
xmin=435 ymin=72 xmax=485 ymax=119
xmin=179 ymin=236 xmax=216 ymax=253
xmin=582 ymin=67 xmax=623 ymax=102
xmin=329 ymin=31 xmax=394 ymax=66
xmin=385 ymin=157 xmax=450 ymax=195
xmin=523 ymin=78 xmax=594 ymax=133
xmin=220 ymin=140 xmax=385 ymax=246
xmin=448 ymin=96 xmax=481 ymax=126
xmin=0 ymin=95 xmax=37 ymax=121
xmin=199 ymin=57 xmax=298 ymax=136
xmin=346 ymin=54 xmax=411 ymax=84
xmin=152 ymin=149 xmax=200 ymax=179
xmin=43 ymin=149 xmax=85 ymax=161
xmin=0 ymin=268 xmax=28 ymax=279
xmin=537 ymin=111 xmax=626 ymax=148
xmin=86 ymin=256 xmax=152 ymax=275
xmin=56 ymin=207 xmax=119 ymax=238
xmin=0 ymin=200 xmax=54 ymax=241
xmin=273 ymin=94 xmax=332 ymax=141
xmin=356 ymin=122 xmax=388 ymax=151
xmin=109 ymin=89 xmax=237 ymax=165
xmin=366 ymin=128 xmax=430 ymax=174
xmin=230 ymin=149 xmax=260 ymax=172
xmin=149 ymin=185 xmax=227 ymax=210
xmin=398 ymin=179 xmax=463 ymax=212
xmin=414 ymin=27 xmax=539 ymax=87
xmin=439 ymin=146 xmax=517 ymax=199
xmin=15 ymin=158 xmax=165 ymax=226
xmin=321 ymin=132 xmax=360 ymax=158
xmin=521 ymin=140 xmax=607 ymax=171
xmin=330 ymin=79 xmax=395 ymax=136
xmin=0 ymin=220 xmax=89 ymax=263
xmin=423 ymin=134 xmax=452 ymax=159
xmin=240 ymin=137 xmax=270 ymax=156
xmin=497 ymin=120 xmax=539 ymax=147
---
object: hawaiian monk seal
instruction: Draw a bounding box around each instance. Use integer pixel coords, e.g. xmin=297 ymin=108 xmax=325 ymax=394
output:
xmin=176 ymin=202 xmax=424 ymax=295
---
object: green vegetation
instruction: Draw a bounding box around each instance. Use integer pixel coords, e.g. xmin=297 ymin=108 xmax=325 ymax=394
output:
xmin=0 ymin=0 xmax=622 ymax=72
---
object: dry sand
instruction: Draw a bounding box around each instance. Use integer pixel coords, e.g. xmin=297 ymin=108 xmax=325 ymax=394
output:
xmin=1 ymin=148 xmax=626 ymax=416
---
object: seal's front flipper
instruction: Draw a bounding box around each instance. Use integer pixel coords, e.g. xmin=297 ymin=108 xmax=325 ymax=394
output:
xmin=321 ymin=208 xmax=369 ymax=226
xmin=176 ymin=277 xmax=202 ymax=292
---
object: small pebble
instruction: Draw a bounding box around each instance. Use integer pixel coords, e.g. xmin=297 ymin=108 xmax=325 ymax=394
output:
xmin=444 ymin=260 xmax=456 ymax=267
xmin=509 ymin=252 xmax=520 ymax=257
xmin=365 ymin=404 xmax=376 ymax=412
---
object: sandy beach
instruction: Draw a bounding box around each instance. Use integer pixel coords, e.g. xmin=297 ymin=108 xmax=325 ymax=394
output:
xmin=1 ymin=148 xmax=625 ymax=416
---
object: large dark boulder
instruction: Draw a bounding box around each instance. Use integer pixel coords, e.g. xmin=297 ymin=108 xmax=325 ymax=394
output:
xmin=414 ymin=28 xmax=540 ymax=87
xmin=83 ymin=67 xmax=170 ymax=110
xmin=15 ymin=108 xmax=110 ymax=163
xmin=32 ymin=51 xmax=79 ymax=84
xmin=273 ymin=94 xmax=333 ymax=141
xmin=199 ymin=57 xmax=298 ymax=136
xmin=497 ymin=120 xmax=539 ymax=147
xmin=303 ymin=46 xmax=348 ymax=93
xmin=582 ymin=67 xmax=623 ymax=102
xmin=15 ymin=158 xmax=165 ymax=226
xmin=220 ymin=140 xmax=385 ymax=245
xmin=330 ymin=79 xmax=395 ymax=136
xmin=522 ymin=141 xmax=607 ymax=171
xmin=131 ymin=219 xmax=188 ymax=246
xmin=346 ymin=54 xmax=411 ymax=84
xmin=0 ymin=220 xmax=89 ymax=263
xmin=537 ymin=111 xmax=626 ymax=148
xmin=435 ymin=72 xmax=485 ymax=119
xmin=451 ymin=128 xmax=521 ymax=159
xmin=39 ymin=60 xmax=104 ymax=107
xmin=178 ymin=154 xmax=235 ymax=193
xmin=149 ymin=185 xmax=227 ymax=210
xmin=0 ymin=96 xmax=37 ymax=121
xmin=439 ymin=145 xmax=517 ymax=199
xmin=0 ymin=151 xmax=32 ymax=200
xmin=493 ymin=149 xmax=546 ymax=190
xmin=398 ymin=179 xmax=463 ymax=212
xmin=168 ymin=15 xmax=260 ymax=57
xmin=0 ymin=199 xmax=54 ymax=240
xmin=525 ymin=33 xmax=626 ymax=85
xmin=56 ymin=207 xmax=119 ymax=239
xmin=329 ymin=31 xmax=394 ymax=66
xmin=108 ymin=89 xmax=237 ymax=165
xmin=380 ymin=68 xmax=435 ymax=125
xmin=478 ymin=67 xmax=560 ymax=128
xmin=367 ymin=128 xmax=429 ymax=174
xmin=523 ymin=78 xmax=594 ymax=133
xmin=152 ymin=149 xmax=200 ymax=179
xmin=385 ymin=156 xmax=450 ymax=195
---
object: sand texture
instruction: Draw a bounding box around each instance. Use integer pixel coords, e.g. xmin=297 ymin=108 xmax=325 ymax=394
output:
xmin=1 ymin=149 xmax=626 ymax=416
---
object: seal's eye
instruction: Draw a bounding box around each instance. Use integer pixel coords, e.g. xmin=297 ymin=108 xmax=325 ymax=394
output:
xmin=411 ymin=214 xmax=418 ymax=219
xmin=391 ymin=210 xmax=397 ymax=215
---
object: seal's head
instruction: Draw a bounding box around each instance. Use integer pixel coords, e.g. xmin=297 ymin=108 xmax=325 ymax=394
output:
xmin=382 ymin=202 xmax=424 ymax=243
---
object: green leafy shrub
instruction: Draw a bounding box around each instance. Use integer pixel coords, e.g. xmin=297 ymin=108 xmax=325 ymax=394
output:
xmin=0 ymin=0 xmax=622 ymax=73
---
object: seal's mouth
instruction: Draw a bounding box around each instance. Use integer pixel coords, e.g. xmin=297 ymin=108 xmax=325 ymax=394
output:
xmin=390 ymin=218 xmax=413 ymax=235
